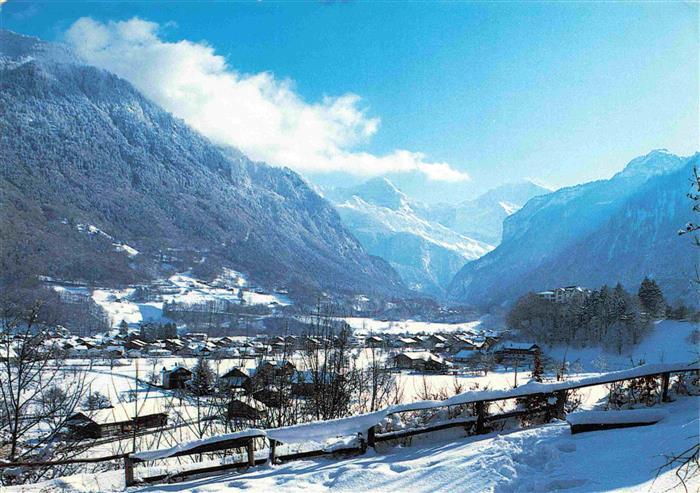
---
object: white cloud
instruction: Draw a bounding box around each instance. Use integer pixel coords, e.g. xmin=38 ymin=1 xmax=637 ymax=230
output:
xmin=64 ymin=17 xmax=469 ymax=182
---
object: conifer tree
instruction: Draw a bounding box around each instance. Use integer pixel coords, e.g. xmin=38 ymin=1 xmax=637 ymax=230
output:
xmin=190 ymin=357 xmax=215 ymax=396
xmin=638 ymin=277 xmax=666 ymax=317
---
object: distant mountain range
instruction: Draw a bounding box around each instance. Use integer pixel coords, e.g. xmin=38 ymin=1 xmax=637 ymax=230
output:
xmin=325 ymin=178 xmax=546 ymax=296
xmin=448 ymin=150 xmax=698 ymax=307
xmin=2 ymin=29 xmax=693 ymax=310
xmin=419 ymin=181 xmax=551 ymax=245
xmin=0 ymin=30 xmax=404 ymax=300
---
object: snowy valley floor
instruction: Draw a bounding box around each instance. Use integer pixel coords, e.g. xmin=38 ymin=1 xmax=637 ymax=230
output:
xmin=14 ymin=396 xmax=699 ymax=493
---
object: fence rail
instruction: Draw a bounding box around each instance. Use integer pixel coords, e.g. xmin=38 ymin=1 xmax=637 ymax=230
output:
xmin=0 ymin=362 xmax=696 ymax=488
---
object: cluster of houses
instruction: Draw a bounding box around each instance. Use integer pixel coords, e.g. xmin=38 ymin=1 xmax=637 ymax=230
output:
xmin=536 ymin=285 xmax=591 ymax=304
xmin=53 ymin=330 xmax=271 ymax=360
xmin=158 ymin=358 xmax=336 ymax=426
xmin=361 ymin=331 xmax=541 ymax=373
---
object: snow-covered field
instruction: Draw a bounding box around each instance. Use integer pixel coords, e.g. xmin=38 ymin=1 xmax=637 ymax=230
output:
xmin=53 ymin=271 xmax=291 ymax=328
xmin=546 ymin=320 xmax=699 ymax=372
xmin=11 ymin=396 xmax=699 ymax=492
xmin=344 ymin=317 xmax=484 ymax=336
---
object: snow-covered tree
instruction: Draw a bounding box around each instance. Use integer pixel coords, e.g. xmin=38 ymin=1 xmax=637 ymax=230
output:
xmin=189 ymin=357 xmax=215 ymax=396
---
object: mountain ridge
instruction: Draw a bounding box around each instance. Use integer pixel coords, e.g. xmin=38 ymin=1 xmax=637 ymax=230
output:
xmin=448 ymin=150 xmax=697 ymax=307
xmin=0 ymin=29 xmax=405 ymax=301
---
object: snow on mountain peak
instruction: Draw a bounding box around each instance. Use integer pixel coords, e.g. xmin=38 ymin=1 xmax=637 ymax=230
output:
xmin=615 ymin=149 xmax=685 ymax=180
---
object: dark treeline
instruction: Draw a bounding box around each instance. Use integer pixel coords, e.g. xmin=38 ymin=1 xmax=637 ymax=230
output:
xmin=507 ymin=280 xmax=676 ymax=353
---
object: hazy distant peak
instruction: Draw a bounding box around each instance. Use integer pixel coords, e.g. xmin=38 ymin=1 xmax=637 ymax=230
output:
xmin=471 ymin=180 xmax=551 ymax=207
xmin=615 ymin=149 xmax=685 ymax=180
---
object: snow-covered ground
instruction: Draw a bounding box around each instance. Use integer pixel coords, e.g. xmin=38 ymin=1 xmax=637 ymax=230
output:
xmin=546 ymin=320 xmax=699 ymax=372
xmin=344 ymin=317 xmax=485 ymax=336
xmin=11 ymin=396 xmax=699 ymax=492
xmin=53 ymin=271 xmax=291 ymax=328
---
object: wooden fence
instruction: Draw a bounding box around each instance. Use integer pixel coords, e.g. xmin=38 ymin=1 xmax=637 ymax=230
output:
xmin=0 ymin=363 xmax=696 ymax=487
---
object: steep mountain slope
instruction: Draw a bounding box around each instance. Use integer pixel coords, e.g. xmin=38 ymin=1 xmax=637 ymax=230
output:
xmin=0 ymin=30 xmax=403 ymax=298
xmin=325 ymin=178 xmax=492 ymax=296
xmin=448 ymin=150 xmax=697 ymax=307
xmin=421 ymin=181 xmax=550 ymax=244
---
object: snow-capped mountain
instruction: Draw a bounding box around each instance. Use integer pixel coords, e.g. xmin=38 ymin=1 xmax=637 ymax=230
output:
xmin=420 ymin=181 xmax=550 ymax=244
xmin=325 ymin=178 xmax=493 ymax=296
xmin=448 ymin=150 xmax=698 ymax=307
xmin=0 ymin=30 xmax=404 ymax=299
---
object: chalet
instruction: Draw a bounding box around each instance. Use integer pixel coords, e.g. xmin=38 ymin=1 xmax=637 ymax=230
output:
xmin=453 ymin=349 xmax=478 ymax=363
xmin=303 ymin=336 xmax=322 ymax=349
xmin=162 ymin=339 xmax=185 ymax=353
xmin=427 ymin=334 xmax=447 ymax=348
xmin=218 ymin=336 xmax=238 ymax=347
xmin=413 ymin=335 xmax=430 ymax=347
xmin=495 ymin=342 xmax=540 ymax=358
xmin=251 ymin=387 xmax=285 ymax=408
xmin=394 ymin=351 xmax=451 ymax=372
xmin=290 ymin=370 xmax=340 ymax=397
xmin=395 ymin=337 xmax=418 ymax=348
xmin=227 ymin=396 xmax=267 ymax=422
xmin=66 ymin=400 xmax=168 ymax=439
xmin=220 ymin=367 xmax=254 ymax=391
xmin=161 ymin=366 xmax=192 ymax=389
xmin=365 ymin=336 xmax=383 ymax=347
xmin=125 ymin=339 xmax=148 ymax=351
xmin=257 ymin=360 xmax=296 ymax=384
xmin=75 ymin=338 xmax=97 ymax=349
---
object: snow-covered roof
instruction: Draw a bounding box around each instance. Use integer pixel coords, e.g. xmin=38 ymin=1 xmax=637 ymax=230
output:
xmin=397 ymin=351 xmax=446 ymax=364
xmin=71 ymin=399 xmax=168 ymax=425
xmin=499 ymin=342 xmax=539 ymax=351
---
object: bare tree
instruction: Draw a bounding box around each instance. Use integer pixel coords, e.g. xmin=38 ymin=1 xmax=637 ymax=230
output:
xmin=356 ymin=331 xmax=399 ymax=413
xmin=301 ymin=302 xmax=359 ymax=421
xmin=0 ymin=300 xmax=89 ymax=468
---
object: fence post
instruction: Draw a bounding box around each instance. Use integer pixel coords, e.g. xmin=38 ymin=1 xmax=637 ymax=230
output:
xmin=246 ymin=439 xmax=255 ymax=467
xmin=359 ymin=431 xmax=368 ymax=454
xmin=269 ymin=439 xmax=277 ymax=465
xmin=554 ymin=390 xmax=567 ymax=420
xmin=124 ymin=456 xmax=134 ymax=487
xmin=475 ymin=401 xmax=486 ymax=434
xmin=661 ymin=372 xmax=671 ymax=402
xmin=367 ymin=425 xmax=376 ymax=450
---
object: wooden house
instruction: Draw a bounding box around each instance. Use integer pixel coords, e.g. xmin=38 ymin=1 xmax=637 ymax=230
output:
xmin=220 ymin=367 xmax=254 ymax=392
xmin=394 ymin=351 xmax=450 ymax=372
xmin=227 ymin=396 xmax=267 ymax=422
xmin=161 ymin=365 xmax=192 ymax=389
xmin=66 ymin=400 xmax=168 ymax=439
xmin=365 ymin=336 xmax=383 ymax=347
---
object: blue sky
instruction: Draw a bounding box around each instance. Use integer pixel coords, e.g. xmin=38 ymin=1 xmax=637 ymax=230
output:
xmin=2 ymin=1 xmax=698 ymax=202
